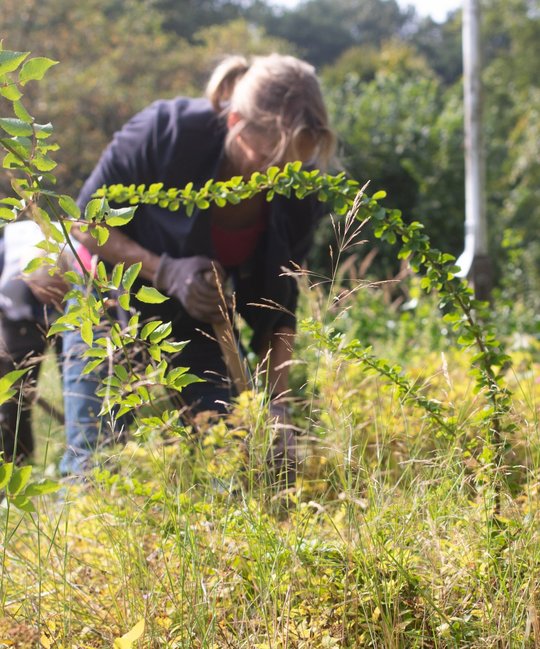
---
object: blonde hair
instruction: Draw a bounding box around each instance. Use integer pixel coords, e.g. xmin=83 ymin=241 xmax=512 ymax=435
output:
xmin=206 ymin=54 xmax=336 ymax=170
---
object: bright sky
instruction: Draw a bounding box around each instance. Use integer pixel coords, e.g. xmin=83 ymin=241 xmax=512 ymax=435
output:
xmin=270 ymin=0 xmax=462 ymax=23
xmin=397 ymin=0 xmax=462 ymax=22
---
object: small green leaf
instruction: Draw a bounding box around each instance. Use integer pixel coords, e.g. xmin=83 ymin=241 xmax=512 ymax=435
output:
xmin=0 ymin=197 xmax=22 ymax=208
xmin=0 ymin=206 xmax=16 ymax=221
xmin=59 ymin=195 xmax=80 ymax=219
xmin=34 ymin=122 xmax=53 ymax=139
xmin=167 ymin=371 xmax=202 ymax=390
xmin=442 ymin=312 xmax=460 ymax=324
xmin=0 ymin=50 xmax=30 ymax=76
xmin=0 ymin=84 xmax=23 ymax=101
xmin=160 ymin=340 xmax=189 ymax=354
xmin=140 ymin=321 xmax=161 ymax=340
xmin=2 ymin=152 xmax=25 ymax=170
xmin=32 ymin=151 xmax=57 ymax=171
xmin=13 ymin=100 xmax=33 ymax=123
xmin=19 ymin=57 xmax=58 ymax=85
xmin=90 ymin=225 xmax=110 ymax=246
xmin=96 ymin=261 xmax=108 ymax=284
xmin=135 ymin=286 xmax=168 ymax=304
xmin=148 ymin=344 xmax=162 ymax=362
xmin=7 ymin=465 xmax=33 ymax=495
xmin=111 ymin=263 xmax=124 ymax=289
xmin=47 ymin=322 xmax=71 ymax=337
xmin=1 ymin=136 xmax=32 ymax=161
xmin=128 ymin=314 xmax=140 ymax=331
xmin=195 ymin=197 xmax=210 ymax=210
xmin=83 ymin=359 xmax=105 ymax=375
xmin=81 ymin=320 xmax=94 ymax=347
xmin=23 ymin=256 xmax=47 ymax=274
xmin=166 ymin=367 xmax=189 ymax=384
xmin=83 ymin=346 xmax=108 ymax=359
xmin=64 ymin=271 xmax=82 ymax=284
xmin=0 ymin=368 xmax=28 ymax=406
xmin=11 ymin=495 xmax=35 ymax=513
xmin=457 ymin=333 xmax=475 ymax=346
xmin=24 ymin=479 xmax=60 ymax=497
xmin=122 ymin=262 xmax=142 ymax=291
xmin=117 ymin=293 xmax=130 ymax=310
xmin=85 ymin=197 xmax=106 ymax=221
xmin=0 ymin=117 xmax=33 ymax=137
xmin=105 ymin=206 xmax=136 ymax=227
xmin=110 ymin=324 xmax=123 ymax=348
xmin=114 ymin=364 xmax=129 ymax=382
xmin=149 ymin=322 xmax=172 ymax=343
xmin=0 ymin=462 xmax=14 ymax=490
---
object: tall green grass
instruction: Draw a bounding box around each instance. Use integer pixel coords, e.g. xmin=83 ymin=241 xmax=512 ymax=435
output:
xmin=2 ymin=42 xmax=539 ymax=648
xmin=2 ymin=273 xmax=540 ymax=648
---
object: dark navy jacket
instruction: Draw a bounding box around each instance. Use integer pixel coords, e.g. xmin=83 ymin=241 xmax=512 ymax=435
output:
xmin=78 ymin=97 xmax=323 ymax=351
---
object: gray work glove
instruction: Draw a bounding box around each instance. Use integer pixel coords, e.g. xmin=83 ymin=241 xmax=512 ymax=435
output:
xmin=153 ymin=254 xmax=226 ymax=323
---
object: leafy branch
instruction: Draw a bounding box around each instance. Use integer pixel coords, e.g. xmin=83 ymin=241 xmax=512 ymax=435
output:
xmin=369 ymin=201 xmax=512 ymax=450
xmin=97 ymin=164 xmax=360 ymax=216
xmin=303 ymin=320 xmax=455 ymax=437
xmin=0 ymin=44 xmax=512 ymax=503
xmin=102 ymin=172 xmax=513 ymax=462
xmin=0 ymin=46 xmax=200 ymax=451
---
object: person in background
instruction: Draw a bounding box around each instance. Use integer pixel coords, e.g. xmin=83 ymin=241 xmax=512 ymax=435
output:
xmin=0 ymin=221 xmax=69 ymax=464
xmin=61 ymin=53 xmax=336 ymax=481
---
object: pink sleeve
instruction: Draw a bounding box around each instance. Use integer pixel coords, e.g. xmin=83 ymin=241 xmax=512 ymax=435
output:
xmin=74 ymin=244 xmax=94 ymax=273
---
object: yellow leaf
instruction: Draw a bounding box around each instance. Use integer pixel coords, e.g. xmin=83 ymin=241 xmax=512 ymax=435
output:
xmin=40 ymin=633 xmax=52 ymax=648
xmin=113 ymin=619 xmax=145 ymax=649
xmin=155 ymin=616 xmax=172 ymax=629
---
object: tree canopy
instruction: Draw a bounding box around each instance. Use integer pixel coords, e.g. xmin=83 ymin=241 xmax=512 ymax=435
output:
xmin=1 ymin=0 xmax=538 ymax=300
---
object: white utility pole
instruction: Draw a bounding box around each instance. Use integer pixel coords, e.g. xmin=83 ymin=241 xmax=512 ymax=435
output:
xmin=458 ymin=0 xmax=492 ymax=300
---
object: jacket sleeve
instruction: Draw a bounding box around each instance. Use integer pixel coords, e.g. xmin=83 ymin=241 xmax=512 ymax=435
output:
xmin=76 ymin=102 xmax=162 ymax=211
xmin=244 ymin=194 xmax=326 ymax=352
xmin=271 ymin=194 xmax=326 ymax=331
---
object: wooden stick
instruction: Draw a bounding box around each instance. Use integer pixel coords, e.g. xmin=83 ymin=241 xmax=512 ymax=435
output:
xmin=35 ymin=395 xmax=64 ymax=424
xmin=212 ymin=319 xmax=249 ymax=395
xmin=202 ymin=269 xmax=249 ymax=394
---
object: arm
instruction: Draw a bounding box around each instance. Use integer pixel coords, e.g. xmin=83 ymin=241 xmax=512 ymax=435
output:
xmin=71 ymin=223 xmax=160 ymax=281
xmin=25 ymin=263 xmax=70 ymax=309
xmin=72 ymin=102 xmax=224 ymax=317
xmin=74 ymin=222 xmax=226 ymax=322
xmin=259 ymin=326 xmax=295 ymax=400
xmin=72 ymin=103 xmax=164 ymax=281
xmin=264 ymin=326 xmax=298 ymax=486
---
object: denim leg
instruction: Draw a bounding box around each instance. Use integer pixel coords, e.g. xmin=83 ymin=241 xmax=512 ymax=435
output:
xmin=60 ymin=326 xmax=107 ymax=475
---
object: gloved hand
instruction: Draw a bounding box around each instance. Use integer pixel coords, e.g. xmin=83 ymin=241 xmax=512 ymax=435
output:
xmin=153 ymin=254 xmax=227 ymax=323
xmin=25 ymin=263 xmax=70 ymax=309
xmin=269 ymin=401 xmax=291 ymax=427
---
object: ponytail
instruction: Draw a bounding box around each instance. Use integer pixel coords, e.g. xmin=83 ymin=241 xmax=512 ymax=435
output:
xmin=206 ymin=55 xmax=249 ymax=112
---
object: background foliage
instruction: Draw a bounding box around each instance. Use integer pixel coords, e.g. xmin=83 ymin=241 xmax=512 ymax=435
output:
xmin=2 ymin=0 xmax=539 ymax=313
xmin=1 ymin=1 xmax=540 ymax=646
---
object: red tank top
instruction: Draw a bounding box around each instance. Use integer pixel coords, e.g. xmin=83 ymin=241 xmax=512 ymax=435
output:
xmin=211 ymin=213 xmax=267 ymax=268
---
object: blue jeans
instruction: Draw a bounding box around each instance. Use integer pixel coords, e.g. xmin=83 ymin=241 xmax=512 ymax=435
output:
xmin=60 ymin=326 xmax=112 ymax=475
xmin=60 ymin=308 xmax=235 ymax=475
